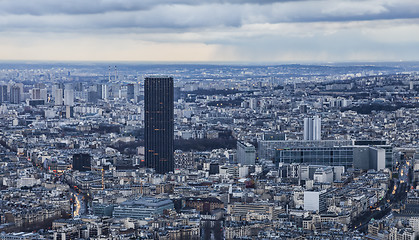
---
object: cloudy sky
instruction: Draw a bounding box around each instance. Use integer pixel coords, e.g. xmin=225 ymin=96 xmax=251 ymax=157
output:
xmin=0 ymin=0 xmax=419 ymax=62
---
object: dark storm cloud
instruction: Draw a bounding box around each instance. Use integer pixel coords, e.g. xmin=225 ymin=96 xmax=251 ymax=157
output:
xmin=0 ymin=0 xmax=418 ymax=31
xmin=1 ymin=0 xmax=419 ymax=62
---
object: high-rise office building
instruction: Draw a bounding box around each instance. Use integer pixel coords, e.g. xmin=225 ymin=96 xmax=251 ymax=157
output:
xmin=303 ymin=116 xmax=321 ymax=140
xmin=40 ymin=89 xmax=48 ymax=102
xmin=0 ymin=85 xmax=7 ymax=103
xmin=64 ymin=89 xmax=74 ymax=106
xmin=51 ymin=84 xmax=58 ymax=99
xmin=10 ymin=85 xmax=21 ymax=104
xmin=28 ymin=87 xmax=46 ymax=106
xmin=127 ymin=84 xmax=135 ymax=101
xmin=72 ymin=153 xmax=91 ymax=172
xmin=96 ymin=84 xmax=103 ymax=99
xmin=101 ymin=84 xmax=108 ymax=100
xmin=74 ymin=82 xmax=83 ymax=92
xmin=237 ymin=141 xmax=256 ymax=165
xmin=88 ymin=91 xmax=98 ymax=103
xmin=145 ymin=76 xmax=174 ymax=174
xmin=54 ymin=88 xmax=63 ymax=106
xmin=31 ymin=88 xmax=41 ymax=100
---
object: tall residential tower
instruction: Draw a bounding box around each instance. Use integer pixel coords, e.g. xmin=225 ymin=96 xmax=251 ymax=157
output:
xmin=303 ymin=116 xmax=321 ymax=140
xmin=144 ymin=76 xmax=174 ymax=174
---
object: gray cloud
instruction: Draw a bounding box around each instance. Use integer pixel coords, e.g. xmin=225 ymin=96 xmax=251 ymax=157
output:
xmin=0 ymin=0 xmax=304 ymax=16
xmin=0 ymin=0 xmax=417 ymax=32
xmin=0 ymin=0 xmax=419 ymax=63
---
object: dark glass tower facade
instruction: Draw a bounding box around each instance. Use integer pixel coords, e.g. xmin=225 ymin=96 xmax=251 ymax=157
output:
xmin=145 ymin=76 xmax=174 ymax=174
xmin=0 ymin=85 xmax=7 ymax=103
xmin=72 ymin=153 xmax=91 ymax=172
xmin=127 ymin=83 xmax=135 ymax=101
xmin=10 ymin=86 xmax=21 ymax=104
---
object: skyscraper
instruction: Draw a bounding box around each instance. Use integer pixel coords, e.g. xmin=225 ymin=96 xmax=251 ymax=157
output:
xmin=54 ymin=88 xmax=63 ymax=106
xmin=72 ymin=153 xmax=91 ymax=172
xmin=10 ymin=85 xmax=21 ymax=104
xmin=145 ymin=76 xmax=174 ymax=174
xmin=127 ymin=83 xmax=135 ymax=102
xmin=101 ymin=84 xmax=108 ymax=100
xmin=303 ymin=116 xmax=321 ymax=140
xmin=31 ymin=88 xmax=41 ymax=100
xmin=96 ymin=84 xmax=103 ymax=99
xmin=64 ymin=89 xmax=74 ymax=106
xmin=0 ymin=85 xmax=7 ymax=103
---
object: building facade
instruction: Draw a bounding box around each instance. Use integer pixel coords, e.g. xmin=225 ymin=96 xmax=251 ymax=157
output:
xmin=258 ymin=139 xmax=352 ymax=162
xmin=304 ymin=190 xmax=327 ymax=212
xmin=10 ymin=85 xmax=21 ymax=104
xmin=113 ymin=197 xmax=173 ymax=219
xmin=275 ymin=145 xmax=387 ymax=171
xmin=0 ymin=85 xmax=7 ymax=103
xmin=72 ymin=153 xmax=91 ymax=172
xmin=145 ymin=76 xmax=174 ymax=174
xmin=303 ymin=116 xmax=321 ymax=141
xmin=236 ymin=141 xmax=256 ymax=165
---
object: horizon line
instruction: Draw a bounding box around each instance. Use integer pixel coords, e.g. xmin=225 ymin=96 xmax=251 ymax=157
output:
xmin=0 ymin=59 xmax=418 ymax=66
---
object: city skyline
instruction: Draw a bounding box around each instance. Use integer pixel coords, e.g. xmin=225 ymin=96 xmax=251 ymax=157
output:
xmin=0 ymin=61 xmax=418 ymax=239
xmin=0 ymin=1 xmax=419 ymax=238
xmin=0 ymin=0 xmax=419 ymax=62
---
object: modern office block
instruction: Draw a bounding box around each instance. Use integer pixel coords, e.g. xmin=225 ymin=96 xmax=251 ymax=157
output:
xmin=31 ymin=88 xmax=41 ymax=100
xmin=236 ymin=141 xmax=256 ymax=165
xmin=355 ymin=140 xmax=393 ymax=169
xmin=92 ymin=203 xmax=114 ymax=217
xmin=258 ymin=139 xmax=353 ymax=162
xmin=55 ymin=88 xmax=63 ymax=106
xmin=64 ymin=89 xmax=74 ymax=106
xmin=304 ymin=116 xmax=321 ymax=140
xmin=277 ymin=146 xmax=354 ymax=169
xmin=276 ymin=145 xmax=387 ymax=171
xmin=74 ymin=82 xmax=83 ymax=92
xmin=10 ymin=85 xmax=21 ymax=104
xmin=101 ymin=84 xmax=108 ymax=100
xmin=127 ymin=83 xmax=135 ymax=101
xmin=259 ymin=138 xmax=392 ymax=169
xmin=65 ymin=106 xmax=74 ymax=119
xmin=113 ymin=197 xmax=173 ymax=219
xmin=145 ymin=76 xmax=174 ymax=174
xmin=313 ymin=166 xmax=334 ymax=183
xmin=88 ymin=91 xmax=99 ymax=103
xmin=40 ymin=88 xmax=47 ymax=102
xmin=304 ymin=190 xmax=327 ymax=212
xmin=96 ymin=84 xmax=103 ymax=99
xmin=352 ymin=146 xmax=386 ymax=171
xmin=27 ymin=99 xmax=45 ymax=107
xmin=72 ymin=153 xmax=91 ymax=172
xmin=262 ymin=133 xmax=286 ymax=141
xmin=0 ymin=85 xmax=7 ymax=103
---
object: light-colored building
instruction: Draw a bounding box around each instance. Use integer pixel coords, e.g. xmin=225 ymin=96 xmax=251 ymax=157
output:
xmin=304 ymin=190 xmax=327 ymax=212
xmin=64 ymin=89 xmax=74 ymax=106
xmin=236 ymin=141 xmax=256 ymax=165
xmin=55 ymin=88 xmax=63 ymax=106
xmin=304 ymin=116 xmax=321 ymax=141
xmin=313 ymin=166 xmax=334 ymax=183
